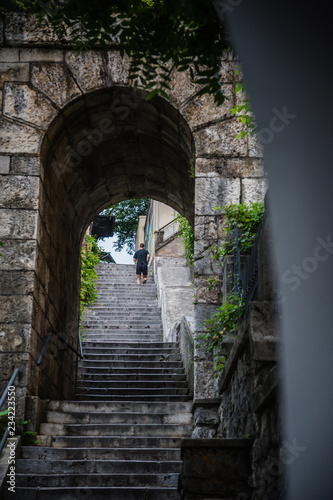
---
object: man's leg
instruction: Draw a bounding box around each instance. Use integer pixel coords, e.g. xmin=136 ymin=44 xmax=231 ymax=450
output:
xmin=137 ymin=274 xmax=141 ymax=285
xmin=143 ymin=275 xmax=147 ymax=284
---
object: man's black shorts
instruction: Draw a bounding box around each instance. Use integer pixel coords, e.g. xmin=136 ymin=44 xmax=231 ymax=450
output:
xmin=136 ymin=262 xmax=148 ymax=275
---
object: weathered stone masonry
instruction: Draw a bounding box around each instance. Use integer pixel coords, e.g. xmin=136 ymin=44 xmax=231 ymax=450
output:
xmin=0 ymin=12 xmax=266 ymax=422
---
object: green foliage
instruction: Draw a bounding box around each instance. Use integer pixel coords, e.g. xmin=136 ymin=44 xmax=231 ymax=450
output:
xmin=196 ymin=290 xmax=245 ymax=376
xmin=231 ymin=73 xmax=256 ymax=139
xmin=188 ymin=157 xmax=195 ymax=178
xmin=212 ymin=201 xmax=265 ymax=261
xmin=103 ymin=199 xmax=149 ymax=254
xmin=196 ymin=291 xmax=245 ymax=351
xmin=175 ymin=215 xmax=194 ymax=267
xmin=0 ymin=410 xmax=38 ymax=446
xmin=80 ymin=234 xmax=101 ymax=327
xmin=12 ymin=0 xmax=230 ymax=106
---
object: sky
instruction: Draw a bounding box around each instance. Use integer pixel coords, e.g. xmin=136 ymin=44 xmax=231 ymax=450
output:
xmin=98 ymin=235 xmax=134 ymax=264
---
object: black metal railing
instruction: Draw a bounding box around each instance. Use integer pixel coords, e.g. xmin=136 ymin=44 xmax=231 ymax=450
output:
xmin=0 ymin=368 xmax=19 ymax=455
xmin=36 ymin=326 xmax=84 ymax=366
xmin=233 ymin=216 xmax=265 ymax=308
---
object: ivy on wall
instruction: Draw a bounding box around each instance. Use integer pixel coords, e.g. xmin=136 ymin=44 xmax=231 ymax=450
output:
xmin=80 ymin=235 xmax=101 ymax=329
xmin=175 ymin=215 xmax=194 ymax=267
xmin=198 ymin=201 xmax=265 ymax=375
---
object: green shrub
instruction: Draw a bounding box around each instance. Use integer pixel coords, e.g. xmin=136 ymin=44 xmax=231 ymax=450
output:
xmin=80 ymin=235 xmax=101 ymax=329
xmin=212 ymin=201 xmax=265 ymax=262
xmin=176 ymin=215 xmax=194 ymax=267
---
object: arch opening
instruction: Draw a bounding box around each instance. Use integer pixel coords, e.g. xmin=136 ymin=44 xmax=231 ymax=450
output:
xmin=31 ymin=87 xmax=195 ymax=399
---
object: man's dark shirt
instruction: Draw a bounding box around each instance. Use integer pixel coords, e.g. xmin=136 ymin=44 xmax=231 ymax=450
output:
xmin=133 ymin=249 xmax=149 ymax=263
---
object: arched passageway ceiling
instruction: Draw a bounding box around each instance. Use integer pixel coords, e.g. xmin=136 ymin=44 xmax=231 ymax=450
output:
xmin=41 ymin=87 xmax=195 ymax=242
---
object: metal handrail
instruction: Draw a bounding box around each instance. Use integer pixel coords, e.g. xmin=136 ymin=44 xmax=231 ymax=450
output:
xmin=233 ymin=214 xmax=266 ymax=308
xmin=36 ymin=326 xmax=84 ymax=366
xmin=0 ymin=368 xmax=19 ymax=455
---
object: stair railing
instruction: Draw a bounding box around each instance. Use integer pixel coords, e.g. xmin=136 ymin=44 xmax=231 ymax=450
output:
xmin=0 ymin=368 xmax=20 ymax=455
xmin=36 ymin=326 xmax=84 ymax=366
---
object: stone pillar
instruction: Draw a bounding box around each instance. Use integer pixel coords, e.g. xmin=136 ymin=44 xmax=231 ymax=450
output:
xmin=0 ymin=155 xmax=40 ymax=419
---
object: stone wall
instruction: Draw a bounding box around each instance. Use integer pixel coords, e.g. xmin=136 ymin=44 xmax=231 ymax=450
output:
xmin=213 ymin=301 xmax=283 ymax=499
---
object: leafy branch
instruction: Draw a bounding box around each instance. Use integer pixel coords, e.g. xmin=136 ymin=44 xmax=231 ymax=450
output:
xmin=12 ymin=0 xmax=230 ymax=105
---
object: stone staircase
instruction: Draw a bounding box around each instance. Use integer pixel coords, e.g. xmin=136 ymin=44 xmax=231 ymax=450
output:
xmin=11 ymin=263 xmax=192 ymax=499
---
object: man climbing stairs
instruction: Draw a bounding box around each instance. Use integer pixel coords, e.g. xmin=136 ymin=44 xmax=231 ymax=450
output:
xmin=10 ymin=263 xmax=193 ymax=499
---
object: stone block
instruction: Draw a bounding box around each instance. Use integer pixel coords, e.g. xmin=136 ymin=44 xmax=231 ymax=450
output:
xmin=0 ymin=118 xmax=42 ymax=154
xmin=194 ymin=237 xmax=221 ymax=276
xmin=241 ymin=178 xmax=268 ymax=204
xmin=194 ymin=302 xmax=220 ymax=328
xmin=0 ymin=155 xmax=10 ymax=174
xmin=0 ymin=17 xmax=3 ymax=45
xmin=10 ymin=156 xmax=40 ymax=175
xmin=3 ymin=83 xmax=57 ymax=129
xmin=0 ymin=295 xmax=33 ymax=323
xmin=224 ymin=157 xmax=265 ymax=177
xmin=0 ymin=48 xmax=19 ymax=62
xmin=193 ymin=275 xmax=221 ymax=304
xmin=179 ymin=438 xmax=253 ymax=499
xmin=0 ymin=62 xmax=29 ymax=89
xmin=107 ymin=51 xmax=130 ymax=84
xmin=248 ymin=129 xmax=264 ymax=157
xmin=194 ymin=408 xmax=220 ymax=427
xmin=0 ymin=323 xmax=31 ymax=352
xmin=195 ymin=157 xmax=223 ymax=176
xmin=0 ymin=175 xmax=39 ymax=209
xmin=0 ymin=240 xmax=36 ymax=271
xmin=168 ymin=67 xmax=198 ymax=108
xmin=194 ymin=360 xmax=215 ymax=399
xmin=31 ymin=63 xmax=81 ymax=108
xmin=191 ymin=426 xmax=216 ymax=438
xmin=161 ymin=287 xmax=194 ymax=340
xmin=194 ymin=119 xmax=248 ymax=157
xmin=19 ymin=48 xmax=64 ymax=62
xmin=180 ymin=84 xmax=234 ymax=129
xmin=158 ymin=266 xmax=192 ymax=288
xmin=249 ymin=301 xmax=280 ymax=361
xmin=65 ymin=51 xmax=108 ymax=92
xmin=220 ymin=60 xmax=239 ymax=83
xmin=195 ymin=177 xmax=240 ymax=216
xmin=0 ymin=209 xmax=38 ymax=239
xmin=4 ymin=13 xmax=70 ymax=45
xmin=0 ymin=270 xmax=34 ymax=295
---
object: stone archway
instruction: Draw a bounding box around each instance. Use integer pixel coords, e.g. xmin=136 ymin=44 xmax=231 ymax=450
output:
xmin=33 ymin=86 xmax=195 ymax=400
xmin=0 ymin=12 xmax=266 ymax=413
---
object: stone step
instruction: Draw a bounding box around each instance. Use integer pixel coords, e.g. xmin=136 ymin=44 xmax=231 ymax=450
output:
xmin=77 ymin=367 xmax=186 ymax=375
xmin=39 ymin=435 xmax=185 ymax=449
xmin=82 ymin=341 xmax=177 ymax=349
xmin=82 ymin=330 xmax=163 ymax=336
xmin=21 ymin=446 xmax=182 ymax=461
xmin=82 ymin=346 xmax=178 ymax=353
xmin=81 ymin=338 xmax=164 ymax=344
xmin=15 ymin=472 xmax=179 ymax=487
xmin=79 ymin=353 xmax=181 ymax=361
xmin=15 ymin=459 xmax=181 ymax=474
xmin=39 ymin=423 xmax=192 ymax=437
xmin=76 ymin=382 xmax=188 ymax=391
xmin=13 ymin=263 xmax=191 ymax=498
xmin=43 ymin=410 xmax=192 ymax=425
xmin=44 ymin=400 xmax=192 ymax=413
xmin=77 ymin=372 xmax=187 ymax=381
xmin=82 ymin=322 xmax=163 ymax=327
xmin=76 ymin=387 xmax=189 ymax=397
xmin=5 ymin=486 xmax=180 ymax=499
xmin=75 ymin=394 xmax=190 ymax=402
xmin=78 ymin=360 xmax=183 ymax=368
